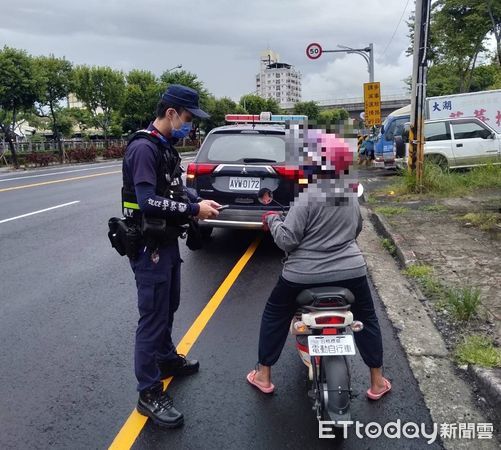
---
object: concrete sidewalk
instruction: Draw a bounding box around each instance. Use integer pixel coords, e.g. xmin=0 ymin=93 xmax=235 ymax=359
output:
xmin=358 ymin=205 xmax=499 ymax=448
xmin=363 ymin=188 xmax=501 ymax=429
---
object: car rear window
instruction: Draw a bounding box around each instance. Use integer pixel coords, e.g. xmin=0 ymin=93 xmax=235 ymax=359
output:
xmin=199 ymin=133 xmax=286 ymax=163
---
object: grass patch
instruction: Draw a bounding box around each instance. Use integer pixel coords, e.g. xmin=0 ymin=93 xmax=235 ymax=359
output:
xmin=420 ymin=204 xmax=448 ymax=213
xmin=440 ymin=286 xmax=482 ymax=321
xmin=402 ymin=263 xmax=434 ymax=279
xmin=380 ymin=238 xmax=397 ymax=256
xmin=374 ymin=206 xmax=408 ymax=217
xmin=455 ymin=335 xmax=501 ymax=368
xmin=458 ymin=212 xmax=501 ymax=231
xmin=390 ymin=163 xmax=501 ymax=197
xmin=403 ymin=264 xmax=481 ymax=321
xmin=366 ymin=194 xmax=378 ymax=205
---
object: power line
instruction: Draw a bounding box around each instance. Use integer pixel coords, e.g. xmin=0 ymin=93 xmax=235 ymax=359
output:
xmin=382 ymin=0 xmax=412 ymax=55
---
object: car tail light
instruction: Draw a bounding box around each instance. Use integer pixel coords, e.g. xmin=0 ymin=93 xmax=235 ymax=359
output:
xmin=187 ymin=163 xmax=216 ymax=179
xmin=274 ymin=165 xmax=305 ymax=180
xmin=315 ymin=316 xmax=345 ymax=326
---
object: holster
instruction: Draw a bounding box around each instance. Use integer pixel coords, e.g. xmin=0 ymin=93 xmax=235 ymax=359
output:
xmin=108 ymin=217 xmax=142 ymax=259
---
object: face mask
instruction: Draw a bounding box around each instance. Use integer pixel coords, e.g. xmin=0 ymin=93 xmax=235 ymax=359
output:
xmin=171 ymin=112 xmax=192 ymax=139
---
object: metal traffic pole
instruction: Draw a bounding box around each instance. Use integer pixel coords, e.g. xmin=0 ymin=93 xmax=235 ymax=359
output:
xmin=306 ymin=43 xmax=375 ymax=82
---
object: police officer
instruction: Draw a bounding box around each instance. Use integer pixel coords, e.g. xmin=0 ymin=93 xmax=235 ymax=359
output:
xmin=122 ymin=84 xmax=220 ymax=428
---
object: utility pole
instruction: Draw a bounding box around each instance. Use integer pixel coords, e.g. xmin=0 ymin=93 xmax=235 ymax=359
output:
xmin=408 ymin=0 xmax=432 ymax=189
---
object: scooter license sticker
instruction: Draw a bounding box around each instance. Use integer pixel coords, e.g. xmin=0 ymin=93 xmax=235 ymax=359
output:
xmin=307 ymin=335 xmax=356 ymax=356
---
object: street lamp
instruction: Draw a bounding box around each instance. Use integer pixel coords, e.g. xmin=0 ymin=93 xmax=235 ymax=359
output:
xmin=167 ymin=64 xmax=182 ymax=72
xmin=337 ymin=44 xmax=374 ymax=82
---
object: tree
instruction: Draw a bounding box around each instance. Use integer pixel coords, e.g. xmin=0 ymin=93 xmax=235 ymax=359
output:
xmin=34 ymin=55 xmax=73 ymax=161
xmin=486 ymin=0 xmax=501 ymax=65
xmin=73 ymin=65 xmax=125 ymax=145
xmin=159 ymin=69 xmax=209 ymax=108
xmin=292 ymin=101 xmax=320 ymax=120
xmin=264 ymin=98 xmax=281 ymax=114
xmin=64 ymin=107 xmax=94 ymax=136
xmin=239 ymin=95 xmax=268 ymax=114
xmin=0 ymin=46 xmax=40 ymax=167
xmin=318 ymin=108 xmax=349 ymax=125
xmin=202 ymin=96 xmax=247 ymax=132
xmin=407 ymin=0 xmax=500 ymax=93
xmin=122 ymin=70 xmax=162 ymax=133
xmin=420 ymin=61 xmax=500 ymax=96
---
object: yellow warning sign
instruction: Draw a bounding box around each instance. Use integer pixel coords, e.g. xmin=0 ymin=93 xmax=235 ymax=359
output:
xmin=363 ymin=82 xmax=381 ymax=126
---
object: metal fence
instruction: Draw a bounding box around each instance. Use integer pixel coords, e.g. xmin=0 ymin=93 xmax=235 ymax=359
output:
xmin=0 ymin=139 xmax=128 ymax=155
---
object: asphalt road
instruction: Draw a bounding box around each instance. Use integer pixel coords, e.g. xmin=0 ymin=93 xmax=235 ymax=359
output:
xmin=0 ymin=160 xmax=439 ymax=449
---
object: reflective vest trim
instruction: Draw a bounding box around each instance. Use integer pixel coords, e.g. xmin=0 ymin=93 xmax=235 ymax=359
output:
xmin=123 ymin=201 xmax=140 ymax=210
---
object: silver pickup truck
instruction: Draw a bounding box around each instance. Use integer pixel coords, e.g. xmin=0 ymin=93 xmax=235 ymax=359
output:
xmin=394 ymin=117 xmax=501 ymax=169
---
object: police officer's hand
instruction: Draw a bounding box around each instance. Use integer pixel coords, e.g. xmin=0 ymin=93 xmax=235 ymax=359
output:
xmin=196 ymin=200 xmax=221 ymax=220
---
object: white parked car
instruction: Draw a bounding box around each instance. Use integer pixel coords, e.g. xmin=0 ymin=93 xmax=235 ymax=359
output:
xmin=395 ymin=117 xmax=501 ymax=169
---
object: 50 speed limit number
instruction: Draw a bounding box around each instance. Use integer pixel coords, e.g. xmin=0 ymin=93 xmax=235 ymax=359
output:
xmin=306 ymin=43 xmax=322 ymax=60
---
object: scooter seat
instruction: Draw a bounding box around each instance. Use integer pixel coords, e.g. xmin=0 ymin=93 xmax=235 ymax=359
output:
xmin=296 ymin=287 xmax=355 ymax=307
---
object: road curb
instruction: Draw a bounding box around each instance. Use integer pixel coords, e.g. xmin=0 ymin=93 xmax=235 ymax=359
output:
xmin=468 ymin=366 xmax=501 ymax=421
xmin=367 ymin=204 xmax=501 ymax=428
xmin=370 ymin=211 xmax=417 ymax=267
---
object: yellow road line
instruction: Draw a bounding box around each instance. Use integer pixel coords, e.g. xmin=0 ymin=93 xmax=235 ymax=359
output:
xmin=0 ymin=170 xmax=121 ymax=193
xmin=108 ymin=235 xmax=262 ymax=450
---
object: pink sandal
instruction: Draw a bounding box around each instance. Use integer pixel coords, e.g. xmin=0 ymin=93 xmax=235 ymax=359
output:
xmin=367 ymin=377 xmax=392 ymax=400
xmin=246 ymin=370 xmax=275 ymax=394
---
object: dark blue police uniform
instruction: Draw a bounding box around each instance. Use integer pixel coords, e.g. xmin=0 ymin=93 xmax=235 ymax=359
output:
xmin=123 ymin=124 xmax=199 ymax=392
xmin=120 ymin=84 xmax=210 ymax=428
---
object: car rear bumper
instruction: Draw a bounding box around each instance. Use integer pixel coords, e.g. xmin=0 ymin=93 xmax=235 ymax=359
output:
xmin=199 ymin=208 xmax=267 ymax=230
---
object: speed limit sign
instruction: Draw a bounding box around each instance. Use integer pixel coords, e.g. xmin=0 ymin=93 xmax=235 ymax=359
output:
xmin=306 ymin=43 xmax=322 ymax=60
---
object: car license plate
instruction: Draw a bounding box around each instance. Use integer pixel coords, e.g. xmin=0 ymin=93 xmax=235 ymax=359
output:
xmin=228 ymin=177 xmax=260 ymax=191
xmin=308 ymin=335 xmax=356 ymax=356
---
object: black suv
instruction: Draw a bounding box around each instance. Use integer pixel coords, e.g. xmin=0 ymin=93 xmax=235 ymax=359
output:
xmin=186 ymin=121 xmax=305 ymax=235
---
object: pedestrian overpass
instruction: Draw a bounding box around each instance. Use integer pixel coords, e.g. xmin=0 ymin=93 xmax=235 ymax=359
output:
xmin=281 ymin=93 xmax=410 ymax=120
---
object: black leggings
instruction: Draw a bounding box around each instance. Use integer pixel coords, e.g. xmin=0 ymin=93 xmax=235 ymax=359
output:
xmin=258 ymin=275 xmax=383 ymax=368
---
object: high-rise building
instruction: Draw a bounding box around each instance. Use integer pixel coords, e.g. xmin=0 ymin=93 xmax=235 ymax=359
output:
xmin=256 ymin=50 xmax=301 ymax=106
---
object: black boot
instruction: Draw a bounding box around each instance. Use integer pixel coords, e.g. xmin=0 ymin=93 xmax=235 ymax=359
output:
xmin=159 ymin=353 xmax=200 ymax=378
xmin=137 ymin=384 xmax=184 ymax=428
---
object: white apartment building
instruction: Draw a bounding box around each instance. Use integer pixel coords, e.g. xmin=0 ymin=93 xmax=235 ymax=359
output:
xmin=256 ymin=50 xmax=301 ymax=106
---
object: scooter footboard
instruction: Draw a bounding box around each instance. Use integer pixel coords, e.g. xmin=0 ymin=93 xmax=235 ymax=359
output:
xmin=322 ymin=356 xmax=351 ymax=422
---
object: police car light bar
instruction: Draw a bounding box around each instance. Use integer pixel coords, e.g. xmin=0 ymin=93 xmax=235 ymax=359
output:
xmin=225 ymin=112 xmax=307 ymax=123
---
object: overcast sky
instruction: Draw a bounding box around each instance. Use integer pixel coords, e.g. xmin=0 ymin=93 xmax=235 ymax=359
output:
xmin=0 ymin=0 xmax=415 ymax=102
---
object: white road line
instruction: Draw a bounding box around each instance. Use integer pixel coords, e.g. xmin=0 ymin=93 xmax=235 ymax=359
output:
xmin=0 ymin=201 xmax=80 ymax=224
xmin=0 ymin=164 xmax=122 ymax=182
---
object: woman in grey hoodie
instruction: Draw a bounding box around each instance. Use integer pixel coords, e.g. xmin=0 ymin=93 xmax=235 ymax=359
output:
xmin=246 ymin=129 xmax=390 ymax=400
